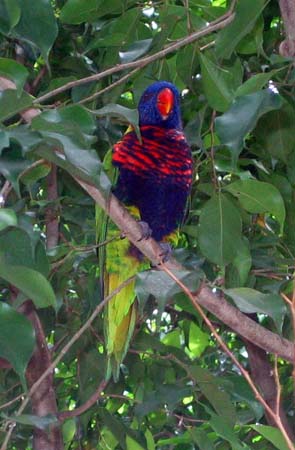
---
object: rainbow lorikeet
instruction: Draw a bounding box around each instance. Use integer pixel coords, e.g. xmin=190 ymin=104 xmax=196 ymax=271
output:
xmin=102 ymin=81 xmax=192 ymax=381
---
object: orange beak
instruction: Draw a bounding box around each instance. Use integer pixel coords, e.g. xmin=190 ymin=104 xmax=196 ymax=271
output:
xmin=157 ymin=88 xmax=174 ymax=119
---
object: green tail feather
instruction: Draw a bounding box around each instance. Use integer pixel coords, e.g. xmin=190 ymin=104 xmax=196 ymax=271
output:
xmin=96 ymin=151 xmax=149 ymax=381
xmin=103 ymin=216 xmax=148 ymax=381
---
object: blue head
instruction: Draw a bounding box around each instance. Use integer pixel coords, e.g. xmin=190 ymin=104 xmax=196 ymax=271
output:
xmin=138 ymin=81 xmax=182 ymax=129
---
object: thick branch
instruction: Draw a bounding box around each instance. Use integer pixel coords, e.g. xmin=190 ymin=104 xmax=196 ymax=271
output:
xmin=0 ymin=79 xmax=62 ymax=450
xmin=0 ymin=70 xmax=293 ymax=365
xmin=76 ymin=179 xmax=294 ymax=363
xmin=21 ymin=303 xmax=63 ymax=450
xmin=246 ymin=341 xmax=295 ymax=440
xmin=278 ymin=0 xmax=295 ymax=57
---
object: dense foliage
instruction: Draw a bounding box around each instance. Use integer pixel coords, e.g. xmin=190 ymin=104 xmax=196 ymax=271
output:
xmin=0 ymin=0 xmax=294 ymax=449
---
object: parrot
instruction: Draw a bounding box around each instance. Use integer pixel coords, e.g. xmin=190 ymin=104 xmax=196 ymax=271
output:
xmin=100 ymin=81 xmax=193 ymax=381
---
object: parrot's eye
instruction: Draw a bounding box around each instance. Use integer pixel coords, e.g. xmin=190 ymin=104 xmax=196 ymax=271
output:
xmin=156 ymin=88 xmax=174 ymax=118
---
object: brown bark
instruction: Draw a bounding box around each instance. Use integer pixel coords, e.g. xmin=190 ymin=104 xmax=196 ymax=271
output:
xmin=246 ymin=340 xmax=295 ymax=440
xmin=0 ymin=77 xmax=63 ymax=449
xmin=278 ymin=0 xmax=295 ymax=57
xmin=21 ymin=302 xmax=63 ymax=450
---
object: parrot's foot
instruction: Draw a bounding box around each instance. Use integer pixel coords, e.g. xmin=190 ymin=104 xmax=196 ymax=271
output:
xmin=137 ymin=221 xmax=152 ymax=241
xmin=159 ymin=242 xmax=172 ymax=262
xmin=120 ymin=221 xmax=152 ymax=241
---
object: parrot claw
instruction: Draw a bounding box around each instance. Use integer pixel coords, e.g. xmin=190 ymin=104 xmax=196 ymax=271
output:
xmin=137 ymin=221 xmax=152 ymax=241
xmin=159 ymin=242 xmax=172 ymax=262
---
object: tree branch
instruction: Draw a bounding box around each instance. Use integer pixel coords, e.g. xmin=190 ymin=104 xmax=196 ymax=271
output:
xmin=57 ymin=379 xmax=108 ymax=422
xmin=246 ymin=340 xmax=295 ymax=441
xmin=75 ymin=178 xmax=294 ymax=363
xmin=278 ymin=0 xmax=295 ymax=57
xmin=33 ymin=4 xmax=236 ymax=104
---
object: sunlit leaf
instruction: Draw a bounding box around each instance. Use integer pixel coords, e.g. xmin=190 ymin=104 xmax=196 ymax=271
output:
xmin=251 ymin=424 xmax=291 ymax=450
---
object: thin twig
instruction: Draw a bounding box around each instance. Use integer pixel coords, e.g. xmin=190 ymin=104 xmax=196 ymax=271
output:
xmin=78 ymin=67 xmax=141 ymax=105
xmin=0 ymin=181 xmax=12 ymax=207
xmin=0 ymin=394 xmax=24 ymax=411
xmin=58 ymin=379 xmax=108 ymax=421
xmin=34 ymin=4 xmax=237 ymax=104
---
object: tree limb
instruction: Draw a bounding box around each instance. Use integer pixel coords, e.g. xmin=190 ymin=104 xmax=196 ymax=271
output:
xmin=33 ymin=4 xmax=236 ymax=104
xmin=76 ymin=178 xmax=294 ymax=363
xmin=278 ymin=0 xmax=295 ymax=57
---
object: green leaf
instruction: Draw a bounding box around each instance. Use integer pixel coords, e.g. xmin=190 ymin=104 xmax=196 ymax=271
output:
xmin=0 ymin=208 xmax=17 ymax=231
xmin=236 ymin=15 xmax=264 ymax=55
xmin=135 ymin=269 xmax=200 ymax=312
xmin=251 ymin=424 xmax=292 ymax=450
xmin=0 ymin=130 xmax=9 ymax=154
xmin=215 ymin=0 xmax=267 ymax=59
xmin=215 ymin=89 xmax=282 ymax=166
xmin=225 ymin=288 xmax=287 ymax=333
xmin=190 ymin=428 xmax=215 ymax=450
xmin=145 ymin=429 xmax=155 ymax=450
xmin=225 ymin=179 xmax=286 ymax=233
xmin=12 ymin=0 xmax=58 ymax=62
xmin=226 ymin=375 xmax=264 ymax=421
xmin=32 ymin=105 xmax=95 ymax=135
xmin=20 ymin=160 xmax=51 ymax=186
xmin=60 ymin=0 xmax=101 ymax=24
xmin=62 ymin=419 xmax=76 ymax=450
xmin=126 ymin=435 xmax=145 ymax=450
xmin=0 ymin=302 xmax=35 ymax=387
xmin=226 ymin=238 xmax=252 ymax=287
xmin=0 ymin=58 xmax=28 ymax=94
xmin=200 ymin=53 xmax=242 ymax=112
xmin=0 ymin=89 xmax=33 ymax=122
xmin=94 ymin=104 xmax=139 ymax=136
xmin=31 ymin=107 xmax=96 ymax=147
xmin=119 ymin=39 xmax=152 ymax=63
xmin=190 ymin=365 xmax=236 ymax=427
xmin=0 ymin=0 xmax=20 ymax=33
xmin=176 ymin=44 xmax=199 ymax=89
xmin=0 ymin=253 xmax=56 ymax=308
xmin=187 ymin=322 xmax=210 ymax=358
xmin=0 ymin=157 xmax=30 ymax=196
xmin=254 ymin=102 xmax=295 ymax=163
xmin=235 ymin=69 xmax=282 ymax=97
xmin=198 ymin=193 xmax=243 ymax=266
xmin=0 ymin=226 xmax=48 ymax=275
xmin=209 ymin=412 xmax=246 ymax=450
